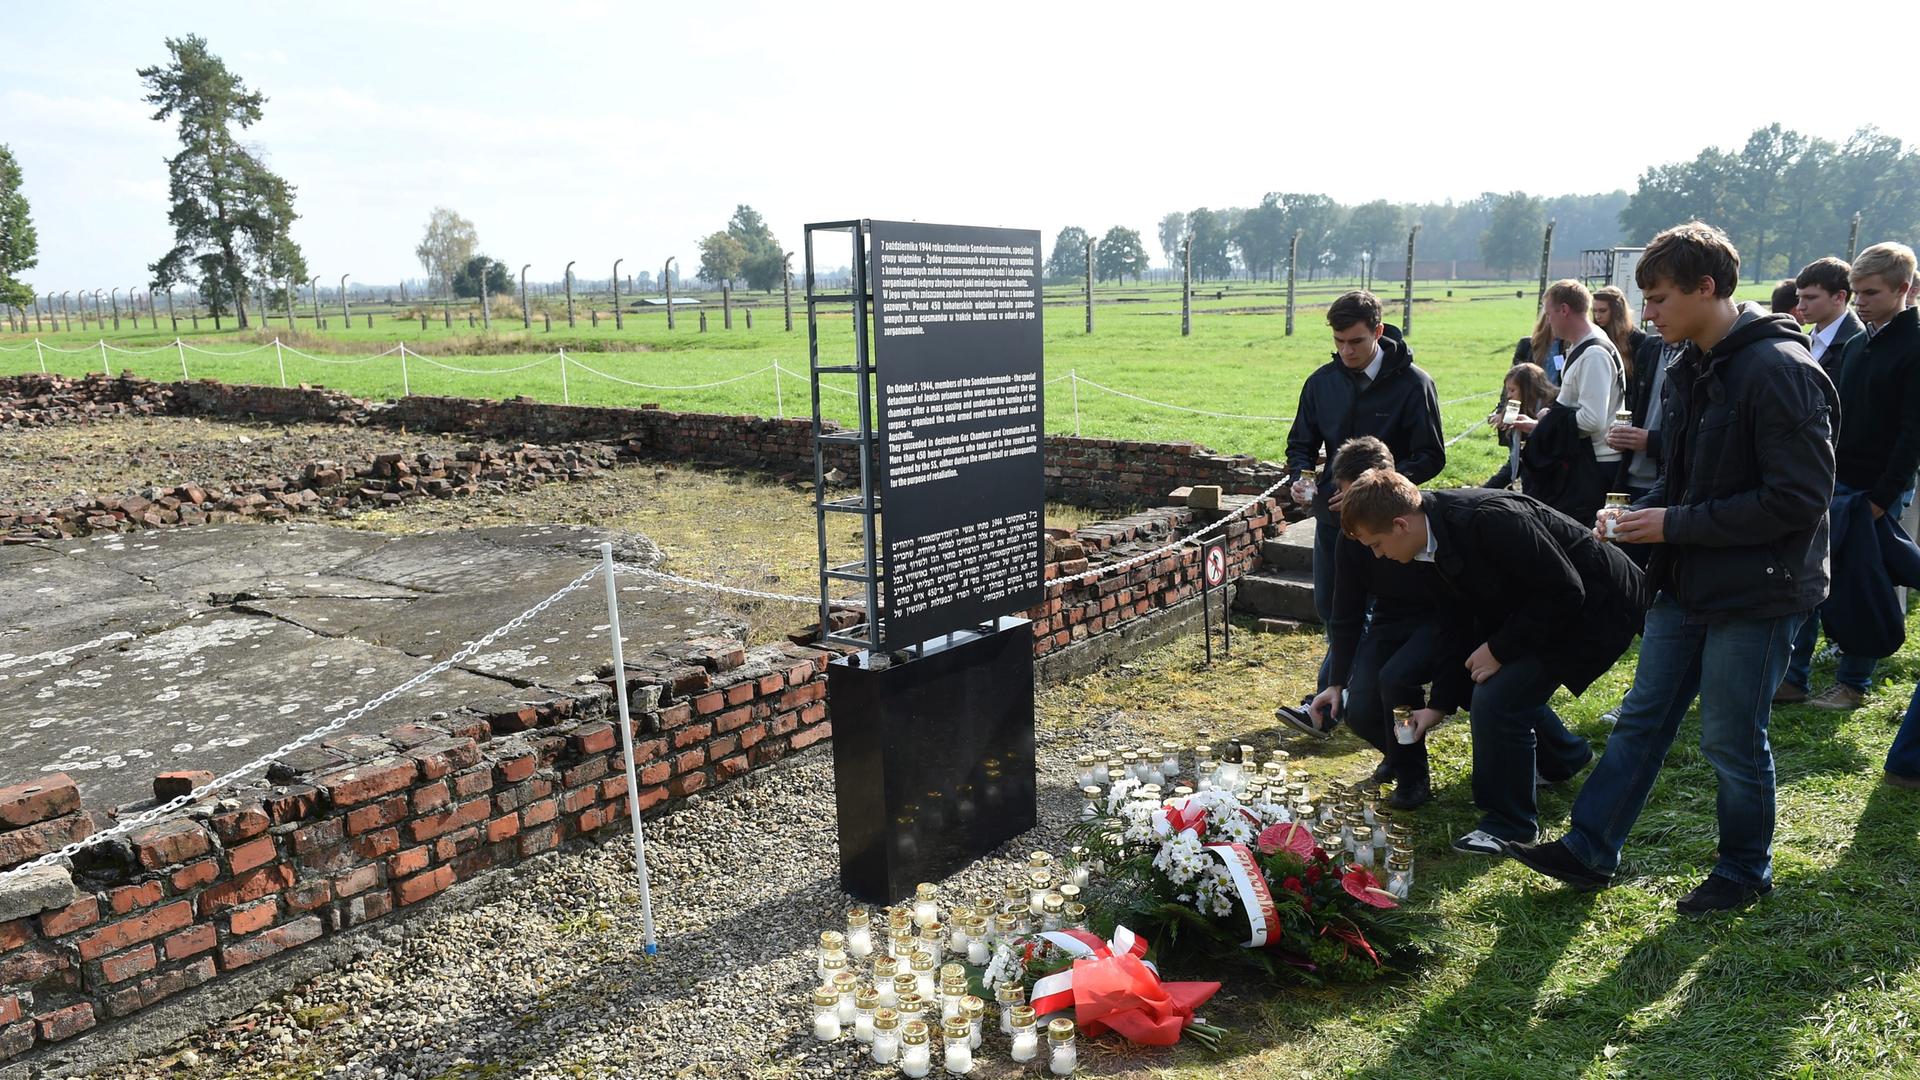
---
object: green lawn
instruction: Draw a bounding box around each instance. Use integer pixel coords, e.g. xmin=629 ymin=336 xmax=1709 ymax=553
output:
xmin=7 ymin=276 xmax=1781 ymax=493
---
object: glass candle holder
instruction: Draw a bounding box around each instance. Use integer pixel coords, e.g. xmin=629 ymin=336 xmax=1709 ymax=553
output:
xmin=833 ymin=971 xmax=860 ymax=1025
xmin=891 ymin=973 xmax=918 ymax=1011
xmin=1075 ymin=754 xmax=1098 ymax=788
xmin=1196 ymin=760 xmax=1217 ymax=791
xmin=992 ymin=911 xmax=1018 ymax=948
xmin=1393 ymin=705 xmax=1418 ymax=746
xmin=1064 ymin=902 xmax=1088 ymax=931
xmin=913 ymin=883 xmax=940 ymax=929
xmin=897 ymin=991 xmax=929 ymax=1030
xmin=875 ymin=958 xmax=901 ymax=1006
xmin=846 ymin=908 xmax=874 ymax=960
xmin=818 ymin=945 xmax=849 ymax=985
xmin=965 ymin=915 xmax=991 ymax=965
xmin=889 ymin=907 xmax=915 ymax=959
xmin=910 ymin=950 xmax=937 ymax=999
xmin=1603 ymin=491 xmax=1632 ymax=540
xmin=962 ymin=995 xmax=985 ymax=1049
xmin=1080 ymin=786 xmax=1103 ymax=821
xmin=995 ymin=981 xmax=1025 ymax=1035
xmin=1160 ymin=741 xmax=1182 ymax=780
xmin=941 ymin=1017 xmax=974 ymax=1075
xmin=940 ymin=975 xmax=967 ymax=1023
xmin=1047 ymin=1017 xmax=1078 ymax=1075
xmin=1027 ymin=871 xmax=1052 ymax=916
xmin=947 ymin=915 xmax=972 ymax=957
xmin=812 ymin=984 xmax=843 ymax=1040
xmin=1042 ymin=893 xmax=1065 ymax=931
xmin=918 ymin=923 xmax=946 ymax=967
xmin=855 ymin=986 xmax=881 ymax=1044
xmin=901 ymin=1019 xmax=932 ymax=1078
xmin=1386 ymin=854 xmax=1413 ymax=900
xmin=1120 ymin=750 xmax=1141 ymax=782
xmin=1009 ymin=1005 xmax=1039 ymax=1061
xmin=872 ymin=1007 xmax=902 ymax=1063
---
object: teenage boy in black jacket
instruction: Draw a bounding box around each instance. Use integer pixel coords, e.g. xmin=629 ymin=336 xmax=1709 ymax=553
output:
xmin=1780 ymin=243 xmax=1920 ymax=710
xmin=1278 ymin=291 xmax=1445 ymax=734
xmin=1508 ymin=222 xmax=1837 ymax=915
xmin=1306 ymin=438 xmax=1461 ymax=810
xmin=1339 ymin=471 xmax=1648 ymax=856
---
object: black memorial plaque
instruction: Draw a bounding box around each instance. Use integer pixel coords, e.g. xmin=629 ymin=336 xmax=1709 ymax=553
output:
xmin=869 ymin=220 xmax=1045 ymax=651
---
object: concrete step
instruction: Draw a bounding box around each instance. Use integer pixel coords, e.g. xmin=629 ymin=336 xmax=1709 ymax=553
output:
xmin=1232 ymin=569 xmax=1319 ymax=624
xmin=1259 ymin=515 xmax=1317 ymax=575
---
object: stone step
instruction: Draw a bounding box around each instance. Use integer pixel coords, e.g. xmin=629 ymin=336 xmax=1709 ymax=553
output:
xmin=1259 ymin=515 xmax=1317 ymax=575
xmin=1232 ymin=570 xmax=1319 ymax=624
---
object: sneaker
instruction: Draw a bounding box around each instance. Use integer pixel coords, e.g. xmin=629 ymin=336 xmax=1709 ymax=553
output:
xmin=1885 ymin=770 xmax=1920 ymax=790
xmin=1676 ymin=873 xmax=1772 ymax=915
xmin=1505 ymin=839 xmax=1611 ymax=891
xmin=1771 ymin=680 xmax=1808 ymax=705
xmin=1806 ymin=684 xmax=1865 ymax=712
xmin=1598 ymin=706 xmax=1622 ymax=727
xmin=1451 ymin=829 xmax=1522 ymax=856
xmin=1275 ymin=703 xmax=1334 ymax=739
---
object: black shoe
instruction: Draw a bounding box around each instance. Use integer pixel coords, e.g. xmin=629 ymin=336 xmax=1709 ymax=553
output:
xmin=1275 ymin=703 xmax=1334 ymax=739
xmin=1369 ymin=758 xmax=1396 ymax=785
xmin=1505 ymin=839 xmax=1611 ymax=892
xmin=1536 ymin=747 xmax=1596 ymax=788
xmin=1676 ymin=873 xmax=1772 ymax=915
xmin=1387 ymin=775 xmax=1432 ymax=810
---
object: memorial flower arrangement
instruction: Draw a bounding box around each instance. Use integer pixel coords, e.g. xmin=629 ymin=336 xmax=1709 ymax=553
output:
xmin=1070 ymin=779 xmax=1418 ymax=985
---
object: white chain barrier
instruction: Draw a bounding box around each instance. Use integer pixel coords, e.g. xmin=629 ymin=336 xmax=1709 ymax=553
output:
xmin=0 ymin=563 xmax=605 ymax=881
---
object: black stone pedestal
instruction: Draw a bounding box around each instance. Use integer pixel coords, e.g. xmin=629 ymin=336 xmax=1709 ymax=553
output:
xmin=828 ymin=617 xmax=1037 ymax=904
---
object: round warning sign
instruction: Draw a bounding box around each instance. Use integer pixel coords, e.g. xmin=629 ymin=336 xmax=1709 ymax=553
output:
xmin=1203 ymin=542 xmax=1228 ymax=588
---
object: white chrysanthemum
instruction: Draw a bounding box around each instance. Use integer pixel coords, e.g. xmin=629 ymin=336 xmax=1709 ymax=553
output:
xmin=1154 ymin=830 xmax=1207 ymax=885
xmin=1218 ymin=813 xmax=1256 ymax=846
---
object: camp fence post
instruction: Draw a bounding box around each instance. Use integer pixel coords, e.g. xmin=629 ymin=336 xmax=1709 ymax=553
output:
xmin=600 ymin=543 xmax=659 ymax=956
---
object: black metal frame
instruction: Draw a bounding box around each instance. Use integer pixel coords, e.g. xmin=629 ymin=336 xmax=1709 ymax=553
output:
xmin=806 ymin=221 xmax=887 ymax=653
xmin=1579 ymin=248 xmax=1615 ymax=289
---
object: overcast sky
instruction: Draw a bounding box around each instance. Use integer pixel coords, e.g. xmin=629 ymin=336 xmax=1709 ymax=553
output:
xmin=9 ymin=0 xmax=1920 ymax=290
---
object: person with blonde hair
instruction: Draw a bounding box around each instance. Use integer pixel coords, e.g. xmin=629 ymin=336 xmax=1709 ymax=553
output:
xmin=1505 ymin=280 xmax=1624 ymax=524
xmin=1780 ymin=241 xmax=1920 ymax=710
xmin=1591 ymin=285 xmax=1647 ymax=383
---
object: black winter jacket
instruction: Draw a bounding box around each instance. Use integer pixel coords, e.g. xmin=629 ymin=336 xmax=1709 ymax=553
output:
xmin=1285 ymin=325 xmax=1445 ymax=515
xmin=1832 ymin=306 xmax=1920 ymax=511
xmin=1640 ymin=305 xmax=1836 ymax=621
xmin=1420 ymin=488 xmax=1649 ymax=713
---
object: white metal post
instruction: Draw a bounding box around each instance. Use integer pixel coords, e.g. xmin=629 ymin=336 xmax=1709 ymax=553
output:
xmin=399 ymin=343 xmax=411 ymax=396
xmin=176 ymin=340 xmax=187 ymax=381
xmin=774 ymin=363 xmax=783 ymax=419
xmin=275 ymin=339 xmax=287 ymax=387
xmin=600 ymin=543 xmax=659 ymax=956
xmin=99 ymin=340 xmax=108 ymax=376
xmin=559 ymin=349 xmax=570 ymax=405
xmin=1070 ymin=369 xmax=1081 ymax=436
xmin=35 ymin=339 xmax=45 ymax=374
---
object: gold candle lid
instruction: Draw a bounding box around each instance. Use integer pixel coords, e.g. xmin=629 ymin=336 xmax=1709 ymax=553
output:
xmin=939 ymin=962 xmax=966 ymax=982
xmin=812 ymin=985 xmax=838 ymax=1008
xmin=940 ymin=975 xmax=967 ymax=996
xmin=918 ymin=921 xmax=944 ymax=940
xmin=1010 ymin=1004 xmax=1036 ymax=1026
xmin=820 ymin=951 xmax=847 ymax=973
xmin=909 ymin=951 xmax=935 ymax=973
xmin=1161 ymin=740 xmax=1180 ymax=754
xmin=915 ymin=883 xmax=938 ymax=903
xmin=1048 ymin=1017 xmax=1076 ymax=1041
xmin=846 ymin=907 xmax=869 ymax=928
xmin=902 ymin=1019 xmax=930 ymax=1046
xmin=1194 ymin=743 xmax=1213 ymax=759
xmin=898 ymin=991 xmax=927 ymax=1017
xmin=832 ymin=971 xmax=858 ymax=994
xmin=874 ymin=955 xmax=899 ymax=978
xmin=1081 ymin=785 xmax=1103 ymax=800
xmin=873 ymin=1007 xmax=900 ymax=1031
xmin=1075 ymin=753 xmax=1095 ymax=766
xmin=1392 ymin=705 xmax=1413 ymax=720
xmin=1027 ymin=850 xmax=1053 ymax=869
xmin=820 ymin=930 xmax=846 ymax=951
xmin=996 ymin=982 xmax=1025 ymax=1004
xmin=962 ymin=995 xmax=985 ymax=1019
xmin=1028 ymin=870 xmax=1052 ymax=890
xmin=1003 ymin=882 xmax=1026 ymax=902
xmin=856 ymin=986 xmax=881 ymax=1010
xmin=893 ymin=972 xmax=918 ymax=995
xmin=942 ymin=1017 xmax=971 ymax=1041
xmin=889 ymin=906 xmax=912 ymax=927
xmin=1058 ymin=883 xmax=1081 ymax=903
xmin=1043 ymin=892 xmax=1065 ymax=914
xmin=994 ymin=912 xmax=1018 ymax=933
xmin=1064 ymin=902 xmax=1087 ymax=923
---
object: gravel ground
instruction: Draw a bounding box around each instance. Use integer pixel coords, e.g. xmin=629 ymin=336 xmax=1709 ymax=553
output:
xmin=88 ymin=711 xmax=1173 ymax=1080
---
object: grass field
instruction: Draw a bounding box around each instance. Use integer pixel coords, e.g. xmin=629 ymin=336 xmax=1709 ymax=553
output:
xmin=4 ymin=276 xmax=1764 ymax=493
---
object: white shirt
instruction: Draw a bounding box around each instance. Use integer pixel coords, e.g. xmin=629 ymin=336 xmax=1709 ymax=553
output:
xmin=1363 ymin=343 xmax=1384 ymax=383
xmin=1810 ymin=314 xmax=1849 ymax=362
xmin=1556 ymin=327 xmax=1625 ymax=462
xmin=1413 ymin=518 xmax=1438 ymax=563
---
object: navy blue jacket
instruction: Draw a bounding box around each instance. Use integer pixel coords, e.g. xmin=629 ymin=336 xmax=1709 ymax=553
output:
xmin=1818 ymin=490 xmax=1920 ymax=659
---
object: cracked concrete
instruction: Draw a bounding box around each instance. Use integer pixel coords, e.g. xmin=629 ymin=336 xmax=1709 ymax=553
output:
xmin=0 ymin=522 xmax=740 ymax=814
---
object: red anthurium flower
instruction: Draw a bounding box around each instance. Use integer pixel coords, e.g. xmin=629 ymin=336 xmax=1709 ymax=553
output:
xmin=1341 ymin=865 xmax=1399 ymax=909
xmin=1257 ymin=820 xmax=1318 ymax=858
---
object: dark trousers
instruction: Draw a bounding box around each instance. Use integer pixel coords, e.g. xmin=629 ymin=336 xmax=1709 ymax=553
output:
xmin=1466 ymin=654 xmax=1592 ymax=841
xmin=1344 ymin=614 xmax=1439 ymax=785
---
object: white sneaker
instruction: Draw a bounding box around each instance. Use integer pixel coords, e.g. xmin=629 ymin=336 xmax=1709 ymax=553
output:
xmin=1598 ymin=707 xmax=1621 ymax=727
xmin=1451 ymin=829 xmax=1522 ymax=856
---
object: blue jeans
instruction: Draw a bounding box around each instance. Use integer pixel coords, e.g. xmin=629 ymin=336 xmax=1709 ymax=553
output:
xmin=1784 ymin=483 xmax=1915 ymax=692
xmin=1563 ymin=594 xmax=1797 ymax=888
xmin=1466 ymin=654 xmax=1593 ymax=842
xmin=1890 ymin=682 xmax=1920 ymax=779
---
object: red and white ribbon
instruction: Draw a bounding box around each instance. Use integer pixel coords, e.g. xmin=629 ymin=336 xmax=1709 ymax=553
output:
xmin=1029 ymin=926 xmax=1150 ymax=1017
xmin=1206 ymin=842 xmax=1281 ymax=948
